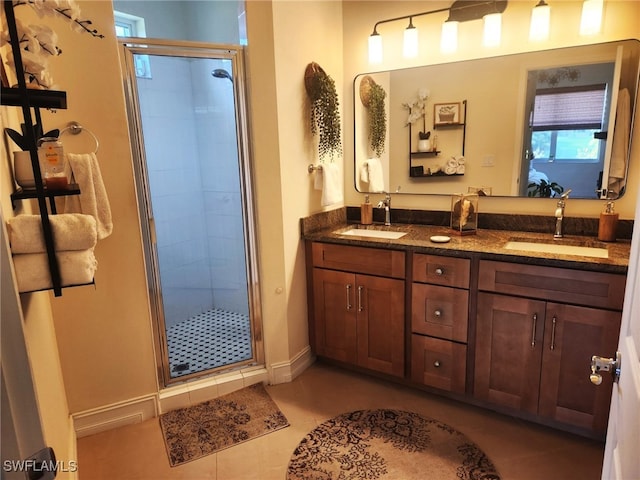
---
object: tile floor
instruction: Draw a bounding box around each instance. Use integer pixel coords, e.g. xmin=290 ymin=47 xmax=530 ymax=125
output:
xmin=166 ymin=308 xmax=252 ymax=378
xmin=77 ymin=362 xmax=605 ymax=480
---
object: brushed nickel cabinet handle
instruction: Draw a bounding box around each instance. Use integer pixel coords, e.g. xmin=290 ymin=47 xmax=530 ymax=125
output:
xmin=550 ymin=316 xmax=557 ymax=350
xmin=358 ymin=285 xmax=364 ymax=312
xmin=434 ymin=360 xmax=441 ymax=368
xmin=434 ymin=309 xmax=442 ymax=318
xmin=435 ymin=267 xmax=444 ymax=276
xmin=531 ymin=313 xmax=538 ymax=348
xmin=346 ymin=284 xmax=352 ymax=311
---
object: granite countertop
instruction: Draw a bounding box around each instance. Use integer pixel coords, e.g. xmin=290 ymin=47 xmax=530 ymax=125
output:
xmin=303 ymin=220 xmax=631 ymax=274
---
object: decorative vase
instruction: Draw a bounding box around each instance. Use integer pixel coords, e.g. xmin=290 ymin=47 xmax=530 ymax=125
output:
xmin=417 ymin=139 xmax=432 ymax=152
xmin=13 ymin=150 xmax=43 ymax=189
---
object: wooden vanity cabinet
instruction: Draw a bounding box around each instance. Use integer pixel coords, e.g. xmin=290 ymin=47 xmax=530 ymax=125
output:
xmin=410 ymin=254 xmax=470 ymax=393
xmin=475 ymin=260 xmax=624 ymax=435
xmin=310 ymin=242 xmax=405 ymax=377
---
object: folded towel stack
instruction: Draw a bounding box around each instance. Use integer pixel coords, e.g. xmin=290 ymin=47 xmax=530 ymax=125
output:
xmin=444 ymin=156 xmax=465 ymax=175
xmin=7 ymin=214 xmax=98 ymax=293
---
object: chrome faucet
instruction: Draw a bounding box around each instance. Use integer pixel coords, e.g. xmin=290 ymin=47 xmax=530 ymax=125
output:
xmin=553 ymin=189 xmax=572 ymax=239
xmin=377 ymin=192 xmax=392 ymax=226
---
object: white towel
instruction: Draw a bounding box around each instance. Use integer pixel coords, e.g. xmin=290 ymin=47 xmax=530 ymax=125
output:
xmin=362 ymin=158 xmax=384 ymax=192
xmin=455 ymin=155 xmax=465 ymax=165
xmin=456 ymin=164 xmax=465 ymax=174
xmin=314 ymin=163 xmax=343 ymax=207
xmin=445 ymin=165 xmax=458 ymax=175
xmin=64 ymin=152 xmax=113 ymax=240
xmin=7 ymin=214 xmax=97 ymax=254
xmin=608 ymin=88 xmax=630 ymax=195
xmin=13 ymin=249 xmax=97 ymax=293
xmin=446 ymin=157 xmax=459 ymax=168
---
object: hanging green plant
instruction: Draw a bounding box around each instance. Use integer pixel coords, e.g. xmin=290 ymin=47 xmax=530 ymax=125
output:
xmin=360 ymin=76 xmax=386 ymax=158
xmin=304 ymin=62 xmax=342 ymax=160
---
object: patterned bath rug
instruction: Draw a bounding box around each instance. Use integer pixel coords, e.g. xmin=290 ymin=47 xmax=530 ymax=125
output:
xmin=159 ymin=383 xmax=289 ymax=467
xmin=287 ymin=409 xmax=500 ymax=480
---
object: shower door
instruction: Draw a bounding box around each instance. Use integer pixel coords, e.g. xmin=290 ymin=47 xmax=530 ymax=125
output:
xmin=119 ymin=39 xmax=262 ymax=386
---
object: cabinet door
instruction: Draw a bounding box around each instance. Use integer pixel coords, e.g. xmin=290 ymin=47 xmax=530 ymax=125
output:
xmin=356 ymin=274 xmax=405 ymax=377
xmin=539 ymin=303 xmax=622 ymax=435
xmin=475 ymin=293 xmax=545 ymax=414
xmin=312 ymin=269 xmax=357 ymax=364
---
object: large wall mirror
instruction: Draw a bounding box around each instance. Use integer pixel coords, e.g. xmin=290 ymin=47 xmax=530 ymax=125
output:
xmin=354 ymin=39 xmax=639 ymax=200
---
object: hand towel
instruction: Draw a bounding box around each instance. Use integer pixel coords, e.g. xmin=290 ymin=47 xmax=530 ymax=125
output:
xmin=64 ymin=152 xmax=113 ymax=240
xmin=607 ymin=88 xmax=630 ymax=195
xmin=363 ymin=158 xmax=384 ymax=193
xmin=445 ymin=165 xmax=458 ymax=175
xmin=456 ymin=164 xmax=466 ymax=174
xmin=7 ymin=214 xmax=97 ymax=254
xmin=13 ymin=249 xmax=97 ymax=293
xmin=314 ymin=162 xmax=343 ymax=207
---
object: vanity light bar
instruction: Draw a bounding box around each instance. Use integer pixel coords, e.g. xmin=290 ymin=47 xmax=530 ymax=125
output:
xmin=367 ymin=0 xmax=505 ymax=63
xmin=368 ymin=0 xmax=605 ymax=63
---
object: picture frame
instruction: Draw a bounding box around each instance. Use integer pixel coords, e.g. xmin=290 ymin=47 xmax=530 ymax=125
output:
xmin=434 ymin=102 xmax=461 ymax=126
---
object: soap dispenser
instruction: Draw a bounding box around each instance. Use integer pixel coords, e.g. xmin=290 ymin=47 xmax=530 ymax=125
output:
xmin=598 ymin=201 xmax=618 ymax=242
xmin=361 ymin=195 xmax=373 ymax=225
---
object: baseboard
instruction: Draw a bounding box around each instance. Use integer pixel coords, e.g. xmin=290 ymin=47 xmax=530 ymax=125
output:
xmin=269 ymin=345 xmax=315 ymax=384
xmin=72 ymin=394 xmax=158 ymax=438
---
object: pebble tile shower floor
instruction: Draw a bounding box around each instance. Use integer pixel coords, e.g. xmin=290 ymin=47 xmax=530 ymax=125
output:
xmin=166 ymin=308 xmax=252 ymax=378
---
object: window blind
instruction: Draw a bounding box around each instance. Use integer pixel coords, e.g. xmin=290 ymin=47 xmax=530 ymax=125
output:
xmin=531 ymin=84 xmax=606 ymax=130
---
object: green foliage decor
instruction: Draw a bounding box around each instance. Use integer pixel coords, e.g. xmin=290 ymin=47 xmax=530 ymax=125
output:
xmin=305 ymin=62 xmax=342 ymax=160
xmin=367 ymin=83 xmax=386 ymax=158
xmin=527 ymin=179 xmax=564 ymax=197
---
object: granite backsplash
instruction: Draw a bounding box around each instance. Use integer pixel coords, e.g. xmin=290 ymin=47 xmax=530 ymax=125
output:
xmin=300 ymin=206 xmax=634 ymax=240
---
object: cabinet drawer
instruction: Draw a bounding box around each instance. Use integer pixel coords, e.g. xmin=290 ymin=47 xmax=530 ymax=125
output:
xmin=412 ymin=254 xmax=470 ymax=288
xmin=478 ymin=260 xmax=626 ymax=310
xmin=411 ymin=335 xmax=466 ymax=393
xmin=312 ymin=242 xmax=405 ymax=278
xmin=412 ymin=284 xmax=468 ymax=342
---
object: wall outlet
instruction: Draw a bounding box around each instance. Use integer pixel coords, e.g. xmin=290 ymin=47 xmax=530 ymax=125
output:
xmin=481 ymin=155 xmax=495 ymax=167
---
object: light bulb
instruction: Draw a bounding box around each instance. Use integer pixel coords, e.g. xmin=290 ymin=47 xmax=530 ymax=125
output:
xmin=403 ymin=20 xmax=418 ymax=58
xmin=368 ymin=31 xmax=382 ymax=63
xmin=580 ymin=0 xmax=603 ymax=35
xmin=483 ymin=12 xmax=502 ymax=47
xmin=529 ymin=1 xmax=550 ymax=41
xmin=441 ymin=21 xmax=458 ymax=54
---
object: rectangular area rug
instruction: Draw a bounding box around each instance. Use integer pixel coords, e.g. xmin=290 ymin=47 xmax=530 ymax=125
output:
xmin=159 ymin=383 xmax=289 ymax=466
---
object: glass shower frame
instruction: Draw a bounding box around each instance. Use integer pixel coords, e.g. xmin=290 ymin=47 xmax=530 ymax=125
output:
xmin=118 ymin=38 xmax=263 ymax=386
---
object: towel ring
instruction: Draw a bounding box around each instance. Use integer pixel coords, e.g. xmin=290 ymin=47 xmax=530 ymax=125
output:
xmin=59 ymin=121 xmax=100 ymax=154
xmin=308 ymin=164 xmax=323 ymax=173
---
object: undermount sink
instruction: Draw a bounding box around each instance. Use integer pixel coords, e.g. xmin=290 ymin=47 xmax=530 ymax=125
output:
xmin=504 ymin=240 xmax=608 ymax=259
xmin=336 ymin=228 xmax=407 ymax=240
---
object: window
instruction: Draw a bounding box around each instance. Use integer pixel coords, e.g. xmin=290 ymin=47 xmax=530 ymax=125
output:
xmin=114 ymin=11 xmax=151 ymax=79
xmin=530 ymin=84 xmax=607 ymax=163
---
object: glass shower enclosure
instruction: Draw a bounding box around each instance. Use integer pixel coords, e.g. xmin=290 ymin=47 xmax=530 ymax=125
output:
xmin=119 ymin=39 xmax=262 ymax=385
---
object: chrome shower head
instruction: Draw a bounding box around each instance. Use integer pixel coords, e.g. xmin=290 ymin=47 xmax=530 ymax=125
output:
xmin=211 ymin=68 xmax=233 ymax=83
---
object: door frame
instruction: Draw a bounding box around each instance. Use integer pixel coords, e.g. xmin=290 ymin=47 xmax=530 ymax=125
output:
xmin=118 ymin=38 xmax=263 ymax=386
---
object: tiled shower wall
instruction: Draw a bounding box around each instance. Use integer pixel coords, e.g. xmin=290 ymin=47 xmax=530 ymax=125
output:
xmin=137 ymin=55 xmax=248 ymax=328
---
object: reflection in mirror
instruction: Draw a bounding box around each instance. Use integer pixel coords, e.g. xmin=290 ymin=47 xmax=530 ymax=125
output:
xmin=353 ymin=40 xmax=639 ymax=199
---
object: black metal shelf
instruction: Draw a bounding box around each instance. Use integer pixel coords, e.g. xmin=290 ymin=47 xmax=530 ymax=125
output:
xmin=410 ymin=170 xmax=464 ymax=178
xmin=408 ymin=100 xmax=467 ymax=178
xmin=11 ymin=183 xmax=80 ymax=209
xmin=3 ymin=0 xmax=76 ymax=297
xmin=1 ymin=86 xmax=67 ymax=109
xmin=410 ymin=150 xmax=440 ymax=157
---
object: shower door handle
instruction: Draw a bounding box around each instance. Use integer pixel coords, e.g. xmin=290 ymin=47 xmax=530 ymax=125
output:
xmin=149 ymin=217 xmax=157 ymax=245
